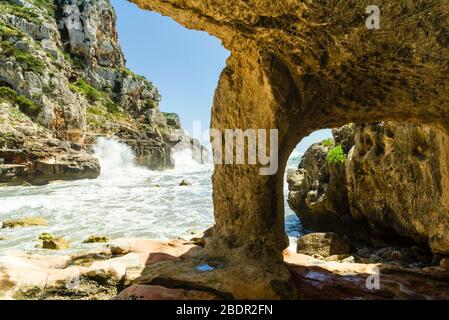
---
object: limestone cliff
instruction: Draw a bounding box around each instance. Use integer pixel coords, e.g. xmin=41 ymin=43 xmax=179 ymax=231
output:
xmin=0 ymin=0 xmax=203 ymax=185
xmin=288 ymin=123 xmax=449 ymax=255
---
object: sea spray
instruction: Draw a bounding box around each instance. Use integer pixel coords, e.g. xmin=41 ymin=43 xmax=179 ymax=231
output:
xmin=0 ymin=138 xmax=302 ymax=254
xmin=93 ymin=138 xmax=136 ymax=178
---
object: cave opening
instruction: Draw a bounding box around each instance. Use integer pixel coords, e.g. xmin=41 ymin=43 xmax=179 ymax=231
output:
xmin=284 ymin=122 xmax=446 ymax=262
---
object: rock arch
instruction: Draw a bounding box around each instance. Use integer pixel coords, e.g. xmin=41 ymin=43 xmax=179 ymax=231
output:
xmin=130 ymin=0 xmax=449 ymax=299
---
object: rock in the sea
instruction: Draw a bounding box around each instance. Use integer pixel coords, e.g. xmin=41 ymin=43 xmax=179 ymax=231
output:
xmin=296 ymin=233 xmax=352 ymax=258
xmin=42 ymin=237 xmax=70 ymax=250
xmin=179 ymin=179 xmax=192 ymax=186
xmin=38 ymin=233 xmax=54 ymax=241
xmin=2 ymin=217 xmax=47 ymax=229
xmin=83 ymin=235 xmax=110 ymax=244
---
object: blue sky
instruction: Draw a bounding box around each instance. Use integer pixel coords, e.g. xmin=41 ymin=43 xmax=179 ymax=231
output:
xmin=111 ymin=0 xmax=228 ymax=134
xmin=111 ymin=0 xmax=331 ymax=150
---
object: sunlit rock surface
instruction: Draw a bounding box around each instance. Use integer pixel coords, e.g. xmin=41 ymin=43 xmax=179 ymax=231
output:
xmin=289 ymin=122 xmax=449 ymax=255
xmin=128 ymin=0 xmax=449 ymax=298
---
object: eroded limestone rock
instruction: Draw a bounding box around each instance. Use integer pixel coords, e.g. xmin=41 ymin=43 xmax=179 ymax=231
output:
xmin=2 ymin=217 xmax=47 ymax=229
xmin=288 ymin=122 xmax=449 ymax=255
xmin=128 ymin=0 xmax=449 ymax=299
xmin=296 ymin=233 xmax=352 ymax=258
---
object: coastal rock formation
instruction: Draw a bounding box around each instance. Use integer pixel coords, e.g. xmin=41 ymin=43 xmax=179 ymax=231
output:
xmin=129 ymin=0 xmax=449 ymax=299
xmin=0 ymin=0 xmax=201 ymax=184
xmin=2 ymin=238 xmax=449 ymax=300
xmin=296 ymin=233 xmax=352 ymax=258
xmin=0 ymin=101 xmax=99 ymax=185
xmin=288 ymin=122 xmax=449 ymax=255
xmin=0 ymin=239 xmax=207 ymax=300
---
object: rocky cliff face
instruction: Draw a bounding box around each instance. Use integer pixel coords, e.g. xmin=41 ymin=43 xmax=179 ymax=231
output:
xmin=288 ymin=122 xmax=449 ymax=255
xmin=0 ymin=0 xmax=201 ymax=184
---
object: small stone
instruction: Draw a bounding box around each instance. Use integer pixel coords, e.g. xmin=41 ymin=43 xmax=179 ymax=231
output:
xmin=179 ymin=179 xmax=192 ymax=186
xmin=340 ymin=256 xmax=355 ymax=263
xmin=2 ymin=217 xmax=48 ymax=229
xmin=369 ymin=254 xmax=382 ymax=263
xmin=440 ymin=258 xmax=449 ymax=269
xmin=325 ymin=254 xmax=351 ymax=262
xmin=375 ymin=247 xmax=395 ymax=259
xmin=297 ymin=232 xmax=352 ymax=258
xmin=38 ymin=233 xmax=54 ymax=241
xmin=42 ymin=237 xmax=70 ymax=250
xmin=312 ymin=254 xmax=325 ymax=260
xmin=190 ymin=237 xmax=206 ymax=247
xmin=356 ymin=246 xmax=374 ymax=259
xmin=83 ymin=235 xmax=110 ymax=244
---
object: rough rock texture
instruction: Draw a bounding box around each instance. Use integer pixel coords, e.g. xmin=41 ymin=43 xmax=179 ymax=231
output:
xmin=128 ymin=0 xmax=449 ymax=299
xmin=113 ymin=284 xmax=221 ymax=300
xmin=0 ymin=101 xmax=99 ymax=186
xmin=0 ymin=238 xmax=205 ymax=300
xmin=0 ymin=0 xmax=202 ymax=183
xmin=288 ymin=122 xmax=449 ymax=255
xmin=296 ymin=233 xmax=352 ymax=258
xmin=347 ymin=122 xmax=449 ymax=253
xmin=2 ymin=238 xmax=449 ymax=300
xmin=284 ymin=251 xmax=449 ymax=300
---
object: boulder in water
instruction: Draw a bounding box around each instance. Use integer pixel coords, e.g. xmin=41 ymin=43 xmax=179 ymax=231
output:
xmin=42 ymin=237 xmax=70 ymax=250
xmin=179 ymin=179 xmax=192 ymax=186
xmin=2 ymin=217 xmax=48 ymax=229
xmin=83 ymin=235 xmax=110 ymax=244
xmin=38 ymin=233 xmax=55 ymax=241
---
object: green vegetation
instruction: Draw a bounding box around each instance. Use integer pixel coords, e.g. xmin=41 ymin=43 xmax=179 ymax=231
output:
xmin=326 ymin=145 xmax=347 ymax=164
xmin=0 ymin=86 xmax=42 ymax=118
xmin=121 ymin=67 xmax=146 ymax=81
xmin=322 ymin=138 xmax=334 ymax=148
xmin=0 ymin=23 xmax=22 ymax=39
xmin=62 ymin=51 xmax=85 ymax=69
xmin=32 ymin=0 xmax=56 ymax=18
xmin=69 ymin=78 xmax=120 ymax=114
xmin=1 ymin=0 xmax=41 ymax=25
xmin=163 ymin=112 xmax=181 ymax=129
xmin=0 ymin=41 xmax=45 ymax=74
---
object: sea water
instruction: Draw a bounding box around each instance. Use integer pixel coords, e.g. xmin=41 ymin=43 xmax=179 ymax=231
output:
xmin=0 ymin=138 xmax=302 ymax=254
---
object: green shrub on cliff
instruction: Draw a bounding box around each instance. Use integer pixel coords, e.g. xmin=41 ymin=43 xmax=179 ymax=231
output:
xmin=326 ymin=145 xmax=347 ymax=164
xmin=32 ymin=0 xmax=56 ymax=18
xmin=163 ymin=112 xmax=181 ymax=129
xmin=322 ymin=138 xmax=334 ymax=148
xmin=0 ymin=23 xmax=22 ymax=39
xmin=70 ymin=78 xmax=120 ymax=114
xmin=0 ymin=86 xmax=42 ymax=118
xmin=0 ymin=41 xmax=45 ymax=74
xmin=1 ymin=0 xmax=41 ymax=25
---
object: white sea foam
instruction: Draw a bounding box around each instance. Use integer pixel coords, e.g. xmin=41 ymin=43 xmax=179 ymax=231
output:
xmin=0 ymin=139 xmax=302 ymax=254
